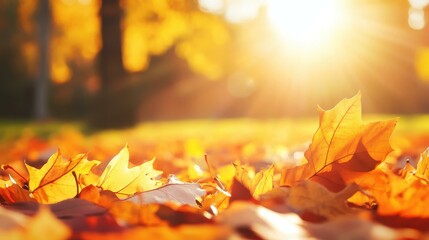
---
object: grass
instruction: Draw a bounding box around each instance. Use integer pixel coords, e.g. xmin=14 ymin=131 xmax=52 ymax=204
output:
xmin=2 ymin=115 xmax=429 ymax=140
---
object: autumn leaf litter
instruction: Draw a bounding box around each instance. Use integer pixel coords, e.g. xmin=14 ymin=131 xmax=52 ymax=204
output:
xmin=1 ymin=93 xmax=428 ymax=239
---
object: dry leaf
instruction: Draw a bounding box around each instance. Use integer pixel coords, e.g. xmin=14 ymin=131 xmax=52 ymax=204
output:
xmin=229 ymin=177 xmax=255 ymax=203
xmin=415 ymin=147 xmax=429 ymax=180
xmin=286 ymin=182 xmax=359 ymax=219
xmin=281 ymin=93 xmax=396 ymax=191
xmin=110 ymin=200 xmax=212 ymax=226
xmin=200 ymin=191 xmax=230 ymax=214
xmin=109 ymin=201 xmax=165 ymax=226
xmin=216 ymin=201 xmax=308 ymax=239
xmin=351 ymin=169 xmax=429 ymax=218
xmin=217 ymin=201 xmax=419 ymax=240
xmin=79 ymin=184 xmax=120 ymax=208
xmin=96 ymin=146 xmax=162 ymax=199
xmin=234 ymin=163 xmax=274 ymax=197
xmin=79 ymin=224 xmax=234 ymax=240
xmin=261 ymin=182 xmax=359 ymax=220
xmin=25 ymin=150 xmax=100 ymax=203
xmin=126 ymin=179 xmax=205 ymax=207
xmin=0 ymin=205 xmax=71 ymax=240
xmin=0 ymin=179 xmax=33 ymax=203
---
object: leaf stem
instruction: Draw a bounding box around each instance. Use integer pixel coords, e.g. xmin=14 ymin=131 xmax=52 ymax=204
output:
xmin=204 ymin=153 xmax=215 ymax=179
xmin=72 ymin=171 xmax=79 ymax=197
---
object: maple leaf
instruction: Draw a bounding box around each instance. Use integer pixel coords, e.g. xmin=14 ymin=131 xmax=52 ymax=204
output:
xmin=25 ymin=150 xmax=100 ymax=203
xmin=234 ymin=163 xmax=274 ymax=197
xmin=261 ymin=182 xmax=359 ymax=220
xmin=0 ymin=179 xmax=33 ymax=203
xmin=351 ymin=167 xmax=429 ymax=218
xmin=126 ymin=175 xmax=206 ymax=207
xmin=96 ymin=146 xmax=162 ymax=199
xmin=200 ymin=191 xmax=230 ymax=214
xmin=281 ymin=93 xmax=397 ymax=191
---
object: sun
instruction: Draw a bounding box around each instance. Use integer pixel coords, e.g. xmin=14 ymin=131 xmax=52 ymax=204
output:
xmin=266 ymin=0 xmax=343 ymax=49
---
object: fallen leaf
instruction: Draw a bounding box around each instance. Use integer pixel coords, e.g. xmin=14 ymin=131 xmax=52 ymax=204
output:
xmin=281 ymin=93 xmax=397 ymax=191
xmin=96 ymin=146 xmax=162 ymax=199
xmin=216 ymin=201 xmax=311 ymax=239
xmin=155 ymin=203 xmax=213 ymax=226
xmin=23 ymin=206 xmax=72 ymax=240
xmin=25 ymin=150 xmax=100 ymax=203
xmin=351 ymin=169 xmax=429 ymax=218
xmin=0 ymin=179 xmax=33 ymax=203
xmin=79 ymin=224 xmax=235 ymax=240
xmin=216 ymin=201 xmax=420 ymax=240
xmin=415 ymin=147 xmax=429 ymax=181
xmin=79 ymin=184 xmax=120 ymax=208
xmin=261 ymin=182 xmax=359 ymax=220
xmin=109 ymin=201 xmax=165 ymax=226
xmin=200 ymin=190 xmax=230 ymax=215
xmin=3 ymin=198 xmax=120 ymax=235
xmin=0 ymin=205 xmax=71 ymax=240
xmin=2 ymin=198 xmax=107 ymax=219
xmin=110 ymin=199 xmax=211 ymax=227
xmin=234 ymin=163 xmax=274 ymax=197
xmin=126 ymin=181 xmax=205 ymax=207
xmin=229 ymin=177 xmax=255 ymax=203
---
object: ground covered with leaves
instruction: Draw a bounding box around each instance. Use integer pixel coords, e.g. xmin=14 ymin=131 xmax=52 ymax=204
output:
xmin=2 ymin=93 xmax=429 ymax=239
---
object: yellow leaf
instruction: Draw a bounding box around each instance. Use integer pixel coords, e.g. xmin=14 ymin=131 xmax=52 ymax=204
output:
xmin=415 ymin=148 xmax=429 ymax=180
xmin=287 ymin=182 xmax=358 ymax=219
xmin=96 ymin=146 xmax=162 ymax=199
xmin=25 ymin=150 xmax=100 ymax=203
xmin=234 ymin=164 xmax=274 ymax=197
xmin=281 ymin=93 xmax=396 ymax=191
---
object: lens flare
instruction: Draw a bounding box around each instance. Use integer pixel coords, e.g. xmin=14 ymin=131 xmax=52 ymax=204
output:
xmin=266 ymin=0 xmax=343 ymax=49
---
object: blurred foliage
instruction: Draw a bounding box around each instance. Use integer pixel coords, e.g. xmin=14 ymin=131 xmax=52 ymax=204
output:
xmin=1 ymin=0 xmax=429 ymax=124
xmin=122 ymin=0 xmax=231 ymax=79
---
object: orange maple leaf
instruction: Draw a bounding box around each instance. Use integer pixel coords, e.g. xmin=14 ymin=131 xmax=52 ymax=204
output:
xmin=281 ymin=93 xmax=397 ymax=191
xmin=25 ymin=150 xmax=100 ymax=203
xmin=350 ymin=169 xmax=429 ymax=218
xmin=350 ymin=148 xmax=429 ymax=218
xmin=0 ymin=179 xmax=34 ymax=203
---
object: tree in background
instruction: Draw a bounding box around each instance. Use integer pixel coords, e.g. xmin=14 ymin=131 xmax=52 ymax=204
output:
xmin=3 ymin=0 xmax=427 ymax=126
xmin=89 ymin=0 xmax=232 ymax=128
xmin=34 ymin=0 xmax=51 ymax=121
xmin=0 ymin=1 xmax=34 ymax=119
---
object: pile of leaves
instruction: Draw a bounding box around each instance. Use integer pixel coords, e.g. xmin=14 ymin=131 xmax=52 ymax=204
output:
xmin=1 ymin=93 xmax=429 ymax=239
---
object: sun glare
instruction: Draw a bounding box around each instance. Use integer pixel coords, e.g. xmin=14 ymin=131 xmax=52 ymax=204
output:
xmin=266 ymin=0 xmax=343 ymax=49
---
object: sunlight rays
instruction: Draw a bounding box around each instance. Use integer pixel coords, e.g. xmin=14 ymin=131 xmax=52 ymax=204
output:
xmin=235 ymin=1 xmax=421 ymax=117
xmin=266 ymin=0 xmax=343 ymax=50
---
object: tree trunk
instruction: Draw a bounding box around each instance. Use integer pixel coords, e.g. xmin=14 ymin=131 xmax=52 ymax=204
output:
xmin=90 ymin=0 xmax=131 ymax=129
xmin=34 ymin=0 xmax=51 ymax=121
xmin=99 ymin=0 xmax=125 ymax=88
